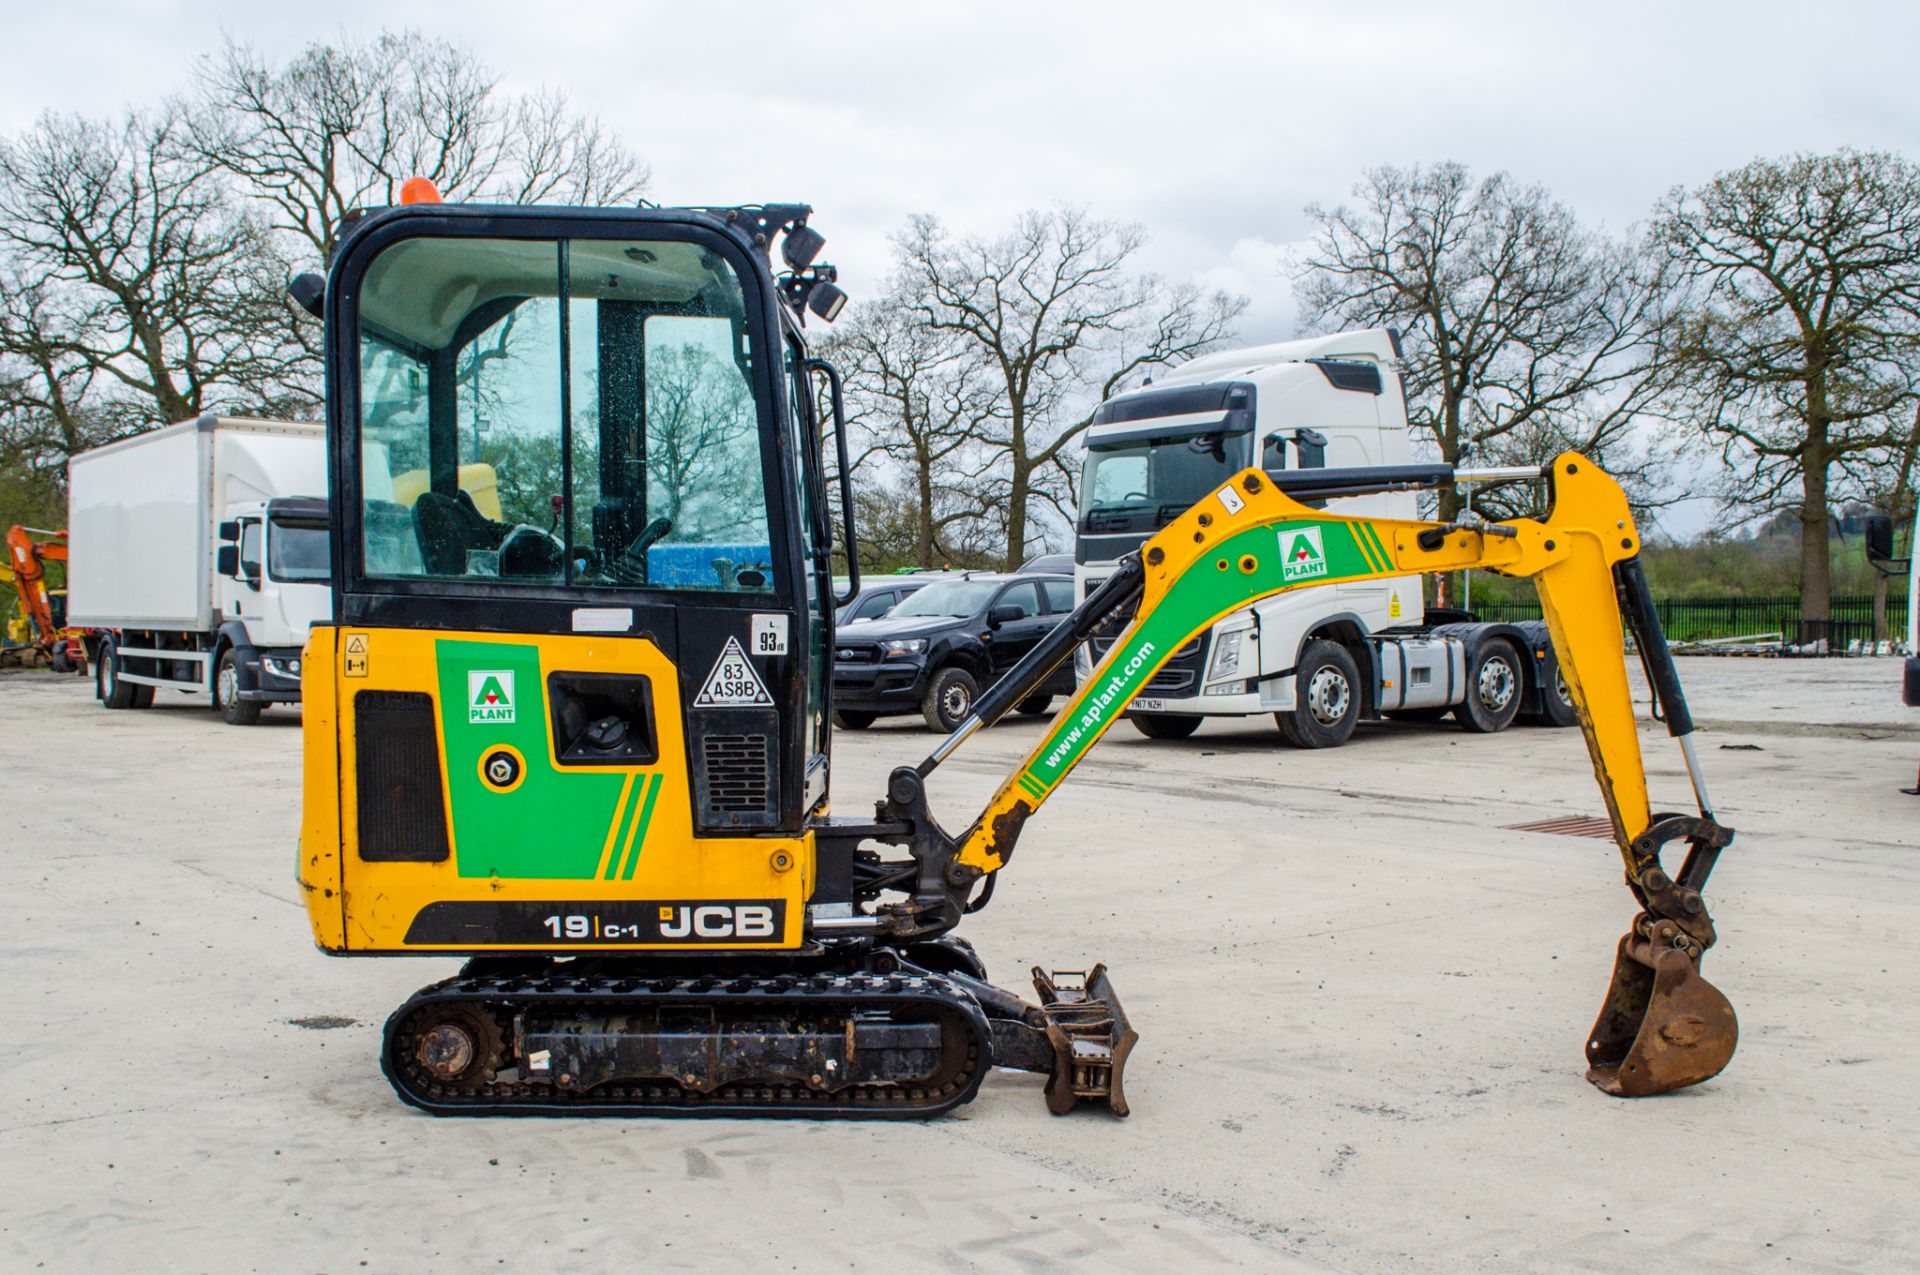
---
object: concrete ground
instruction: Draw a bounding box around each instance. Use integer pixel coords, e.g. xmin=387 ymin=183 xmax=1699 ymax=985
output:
xmin=1 ymin=657 xmax=1914 ymax=1273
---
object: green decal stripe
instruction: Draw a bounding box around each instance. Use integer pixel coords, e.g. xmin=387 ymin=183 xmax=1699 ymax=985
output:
xmin=620 ymin=774 xmax=664 ymax=881
xmin=596 ymin=773 xmax=639 ymax=879
xmin=1018 ymin=772 xmax=1046 ymax=799
xmin=1353 ymin=522 xmax=1385 ymax=572
xmin=1361 ymin=522 xmax=1393 ymax=572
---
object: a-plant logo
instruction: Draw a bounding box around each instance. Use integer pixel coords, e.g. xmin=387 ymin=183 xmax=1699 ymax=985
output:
xmin=469 ymin=670 xmax=516 ymax=724
xmin=1280 ymin=526 xmax=1329 ymax=583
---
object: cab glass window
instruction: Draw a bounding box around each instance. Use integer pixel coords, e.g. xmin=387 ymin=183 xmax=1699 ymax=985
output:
xmin=238 ymin=521 xmax=262 ymax=579
xmin=353 ymin=234 xmax=775 ymax=592
xmin=1040 ymin=579 xmax=1076 ymax=613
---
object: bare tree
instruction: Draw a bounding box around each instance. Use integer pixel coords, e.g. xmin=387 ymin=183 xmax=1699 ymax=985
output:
xmin=1652 ymin=150 xmax=1920 ymax=622
xmin=824 ymin=292 xmax=1000 ymax=568
xmin=0 ymin=106 xmax=314 ymax=462
xmin=1297 ymin=163 xmax=1670 ymax=521
xmin=191 ymin=31 xmax=649 ymax=263
xmin=896 ymin=208 xmax=1243 ymax=569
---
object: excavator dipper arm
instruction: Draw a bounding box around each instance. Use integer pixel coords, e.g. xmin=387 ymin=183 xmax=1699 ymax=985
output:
xmin=870 ymin=453 xmax=1737 ymax=1102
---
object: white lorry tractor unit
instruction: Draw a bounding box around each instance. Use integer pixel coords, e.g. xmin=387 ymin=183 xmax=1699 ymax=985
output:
xmin=1073 ymin=328 xmax=1575 ymax=746
xmin=67 ymin=416 xmax=331 ymax=725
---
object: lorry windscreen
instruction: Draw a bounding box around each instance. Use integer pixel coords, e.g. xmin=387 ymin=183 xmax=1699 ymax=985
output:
xmin=269 ymin=518 xmax=331 ymax=583
xmin=1078 ymin=431 xmax=1251 ymax=535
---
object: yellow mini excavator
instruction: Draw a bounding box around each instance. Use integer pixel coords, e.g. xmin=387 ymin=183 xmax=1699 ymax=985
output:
xmin=294 ymin=190 xmax=1736 ymax=1117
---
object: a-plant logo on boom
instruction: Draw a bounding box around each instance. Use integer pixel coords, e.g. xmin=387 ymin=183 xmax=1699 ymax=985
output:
xmin=1280 ymin=526 xmax=1329 ymax=583
xmin=469 ymin=670 xmax=517 ymax=724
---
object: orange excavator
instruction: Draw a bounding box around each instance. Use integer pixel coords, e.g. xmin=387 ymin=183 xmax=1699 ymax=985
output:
xmin=2 ymin=526 xmax=85 ymax=673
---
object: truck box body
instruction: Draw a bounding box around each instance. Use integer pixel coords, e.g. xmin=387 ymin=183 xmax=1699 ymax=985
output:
xmin=68 ymin=417 xmax=326 ymax=630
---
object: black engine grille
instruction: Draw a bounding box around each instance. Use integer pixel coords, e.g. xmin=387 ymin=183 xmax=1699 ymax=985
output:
xmin=354 ymin=690 xmax=450 ymax=862
xmin=702 ymin=734 xmax=771 ymax=811
xmin=688 ymin=706 xmax=778 ymax=830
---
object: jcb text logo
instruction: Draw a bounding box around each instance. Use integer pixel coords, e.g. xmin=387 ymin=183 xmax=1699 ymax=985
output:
xmin=469 ymin=670 xmax=516 ymax=724
xmin=1281 ymin=527 xmax=1329 ymax=583
xmin=658 ymin=904 xmax=777 ymax=940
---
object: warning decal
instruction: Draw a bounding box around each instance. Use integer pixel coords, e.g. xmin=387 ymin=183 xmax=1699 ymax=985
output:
xmin=694 ymin=637 xmax=774 ymax=708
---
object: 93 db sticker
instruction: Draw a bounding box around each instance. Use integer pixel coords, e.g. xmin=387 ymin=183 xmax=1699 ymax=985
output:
xmin=694 ymin=637 xmax=773 ymax=707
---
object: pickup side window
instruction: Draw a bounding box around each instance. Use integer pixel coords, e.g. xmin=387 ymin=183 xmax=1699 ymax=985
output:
xmin=994 ymin=581 xmax=1041 ymax=620
xmin=1040 ymin=579 xmax=1076 ymax=613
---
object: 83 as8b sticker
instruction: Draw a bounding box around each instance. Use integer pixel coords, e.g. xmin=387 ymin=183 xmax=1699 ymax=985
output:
xmin=694 ymin=637 xmax=773 ymax=707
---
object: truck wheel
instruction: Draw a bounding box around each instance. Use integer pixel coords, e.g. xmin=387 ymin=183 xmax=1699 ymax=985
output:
xmin=1524 ymin=662 xmax=1578 ymax=728
xmin=215 ymin=649 xmax=263 ymax=726
xmin=920 ymin=666 xmax=979 ymax=733
xmin=97 ymin=641 xmax=138 ymax=709
xmin=1015 ymin=693 xmax=1053 ymax=717
xmin=833 ymin=710 xmax=877 ymax=730
xmin=1275 ymin=639 xmax=1361 ymax=749
xmin=1454 ymin=638 xmax=1524 ymax=733
xmin=50 ymin=645 xmax=71 ymax=674
xmin=1130 ymin=712 xmax=1202 ymax=740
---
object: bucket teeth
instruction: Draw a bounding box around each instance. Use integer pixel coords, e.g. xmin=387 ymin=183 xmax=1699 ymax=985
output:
xmin=1585 ymin=928 xmax=1738 ymax=1097
xmin=1031 ymin=964 xmax=1137 ymax=1117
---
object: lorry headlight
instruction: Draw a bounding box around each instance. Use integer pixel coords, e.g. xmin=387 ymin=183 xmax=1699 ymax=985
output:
xmin=879 ymin=639 xmax=926 ymax=658
xmin=263 ymin=655 xmax=302 ymax=679
xmin=1208 ymin=632 xmax=1248 ymax=681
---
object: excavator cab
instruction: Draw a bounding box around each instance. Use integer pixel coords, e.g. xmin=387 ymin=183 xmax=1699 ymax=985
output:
xmin=307 ymin=202 xmax=840 ymax=942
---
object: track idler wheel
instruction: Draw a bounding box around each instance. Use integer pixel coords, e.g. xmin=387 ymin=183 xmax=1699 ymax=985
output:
xmin=1585 ymin=918 xmax=1737 ymax=1097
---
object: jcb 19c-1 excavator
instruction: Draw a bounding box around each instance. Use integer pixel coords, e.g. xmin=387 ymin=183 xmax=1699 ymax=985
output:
xmin=295 ymin=189 xmax=1736 ymax=1118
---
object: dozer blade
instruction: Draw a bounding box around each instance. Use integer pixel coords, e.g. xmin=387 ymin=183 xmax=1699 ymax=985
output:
xmin=1585 ymin=930 xmax=1738 ymax=1097
xmin=1032 ymin=965 xmax=1137 ymax=1117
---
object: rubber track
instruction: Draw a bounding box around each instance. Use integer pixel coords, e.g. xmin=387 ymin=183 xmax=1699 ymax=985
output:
xmin=382 ymin=965 xmax=993 ymax=1119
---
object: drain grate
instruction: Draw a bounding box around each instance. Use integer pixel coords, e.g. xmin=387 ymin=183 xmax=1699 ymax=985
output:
xmin=1505 ymin=815 xmax=1617 ymax=839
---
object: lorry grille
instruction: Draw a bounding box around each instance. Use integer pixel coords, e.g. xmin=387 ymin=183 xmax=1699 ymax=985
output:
xmin=354 ymin=690 xmax=451 ymax=862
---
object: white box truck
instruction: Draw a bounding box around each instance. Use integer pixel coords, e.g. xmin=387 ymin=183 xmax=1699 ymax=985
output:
xmin=67 ymin=415 xmax=331 ymax=725
xmin=1073 ymin=328 xmax=1576 ymax=747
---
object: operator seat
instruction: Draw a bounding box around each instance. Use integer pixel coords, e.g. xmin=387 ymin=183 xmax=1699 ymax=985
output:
xmin=412 ymin=489 xmax=508 ymax=576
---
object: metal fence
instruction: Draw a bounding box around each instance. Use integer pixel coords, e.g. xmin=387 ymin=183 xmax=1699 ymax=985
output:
xmin=1470 ymin=593 xmax=1910 ymax=649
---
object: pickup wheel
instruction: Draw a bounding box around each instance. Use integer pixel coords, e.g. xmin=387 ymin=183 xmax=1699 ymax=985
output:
xmin=1275 ymin=639 xmax=1361 ymax=749
xmin=921 ymin=666 xmax=979 ymax=733
xmin=1523 ymin=659 xmax=1578 ymax=728
xmin=1014 ymin=693 xmax=1053 ymax=717
xmin=97 ymin=641 xmax=139 ymax=709
xmin=1454 ymin=638 xmax=1524 ymax=733
xmin=833 ymin=710 xmax=877 ymax=730
xmin=1130 ymin=712 xmax=1202 ymax=740
xmin=214 ymin=649 xmax=263 ymax=726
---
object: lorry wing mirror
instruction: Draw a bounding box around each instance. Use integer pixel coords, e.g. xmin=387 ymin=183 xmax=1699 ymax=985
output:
xmin=218 ymin=520 xmax=240 ymax=543
xmin=1865 ymin=513 xmax=1897 ymax=570
xmin=1294 ymin=428 xmax=1328 ymax=470
xmin=216 ymin=545 xmax=239 ymax=576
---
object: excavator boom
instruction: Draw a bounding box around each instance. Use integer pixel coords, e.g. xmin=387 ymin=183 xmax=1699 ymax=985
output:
xmin=872 ymin=453 xmax=1736 ymax=1104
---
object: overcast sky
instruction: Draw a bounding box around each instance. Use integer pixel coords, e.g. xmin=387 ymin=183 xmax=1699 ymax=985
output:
xmin=5 ymin=1 xmax=1917 ymax=534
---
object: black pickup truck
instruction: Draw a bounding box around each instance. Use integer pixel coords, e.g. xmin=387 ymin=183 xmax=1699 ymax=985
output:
xmin=831 ymin=572 xmax=1079 ymax=731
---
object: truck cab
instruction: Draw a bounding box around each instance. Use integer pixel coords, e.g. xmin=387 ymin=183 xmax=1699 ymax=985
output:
xmin=1074 ymin=329 xmax=1568 ymax=746
xmin=214 ymin=495 xmax=333 ymax=711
